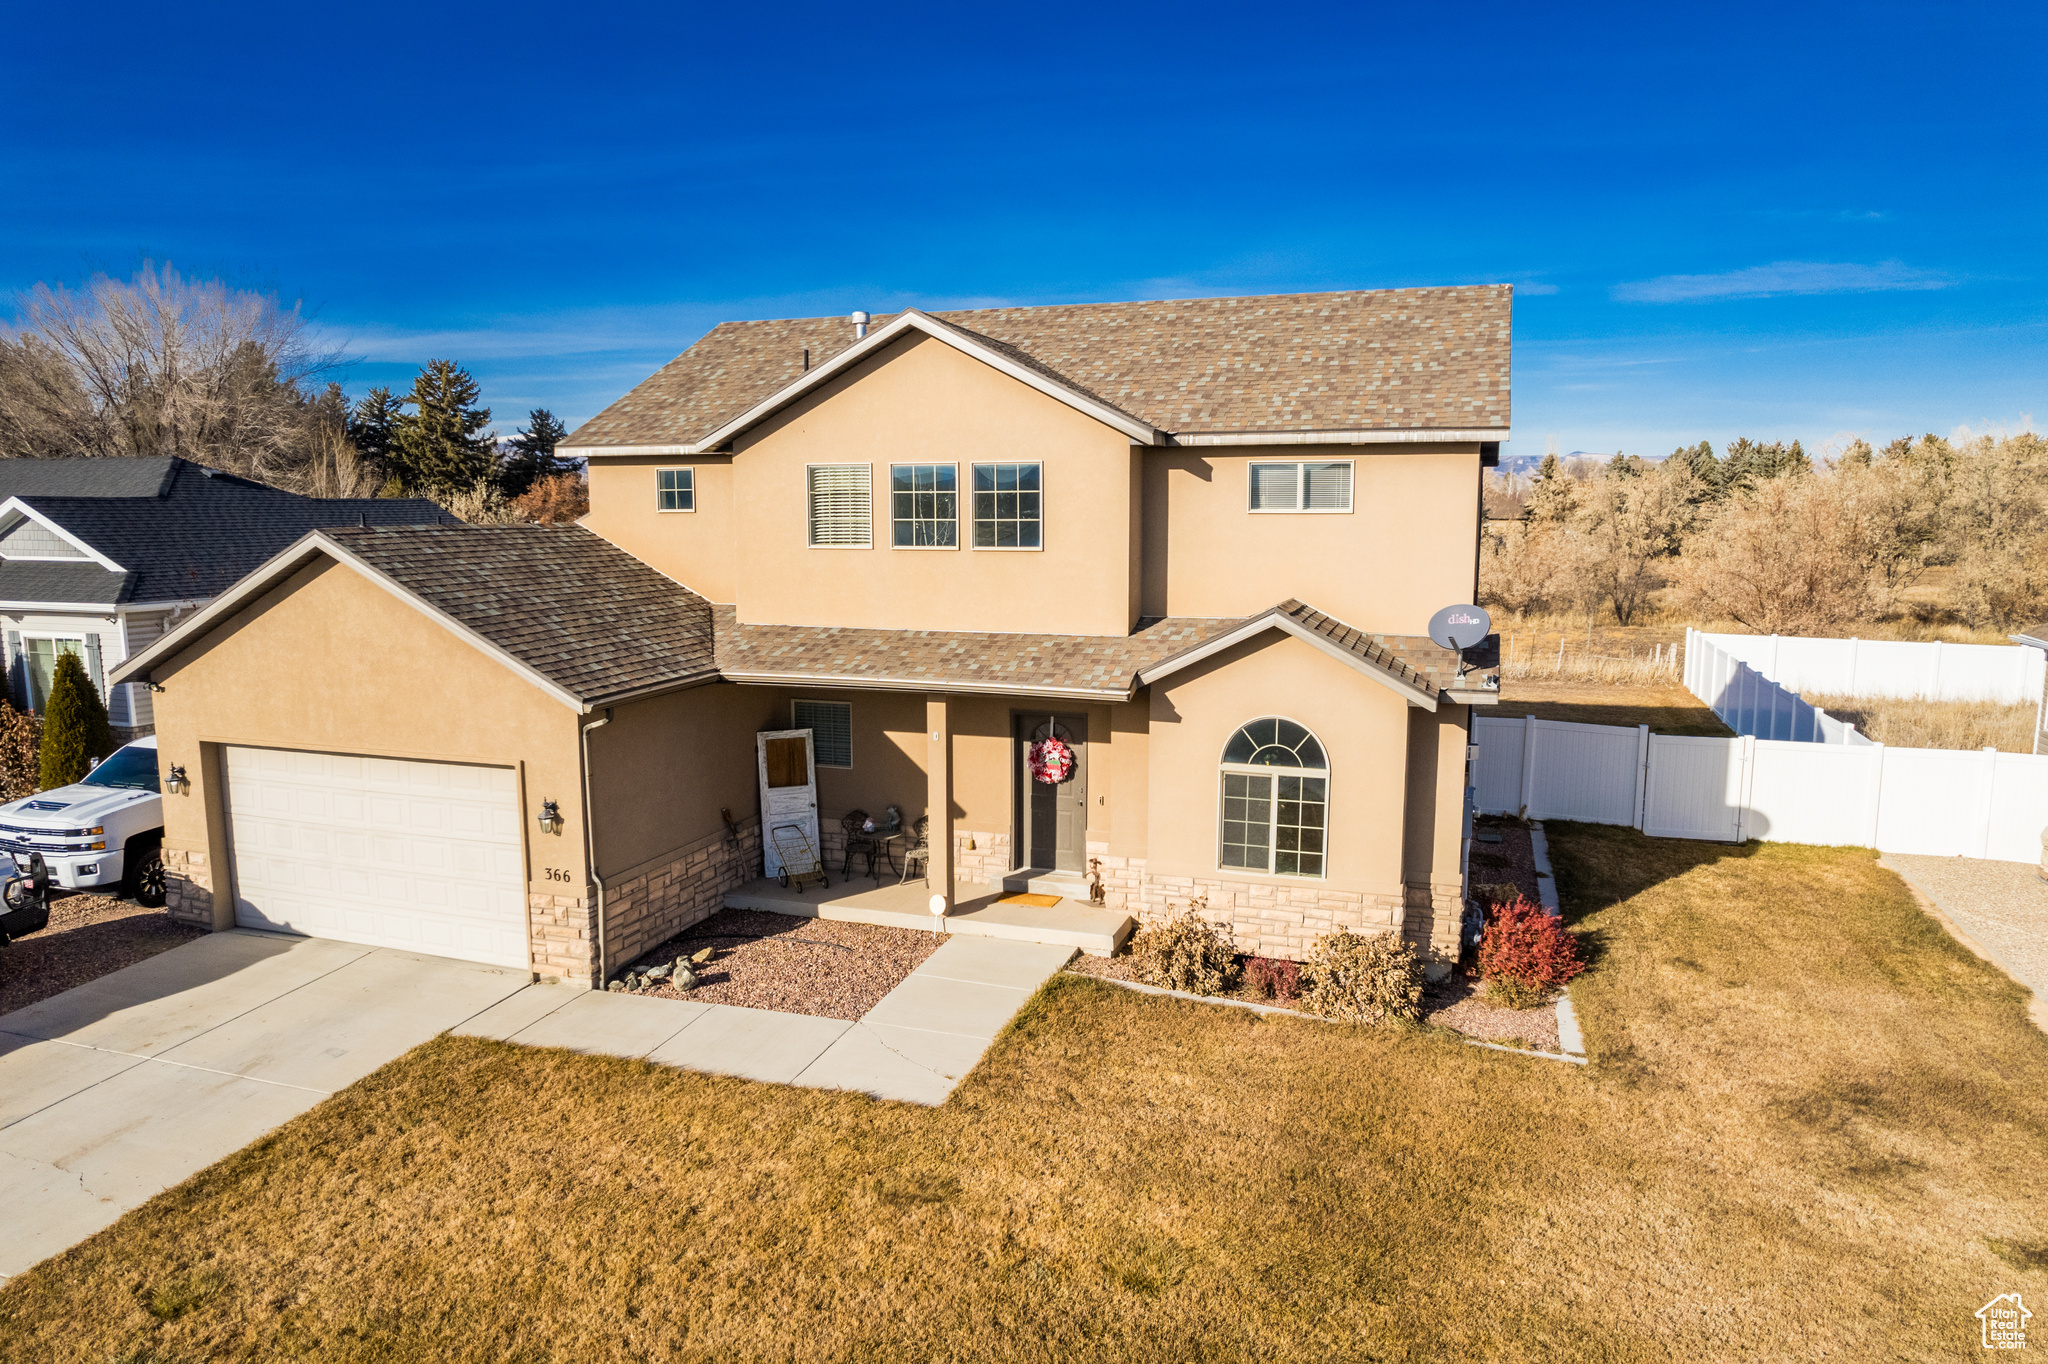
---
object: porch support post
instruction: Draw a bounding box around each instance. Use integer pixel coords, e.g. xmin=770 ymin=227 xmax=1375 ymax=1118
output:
xmin=926 ymin=693 xmax=955 ymax=916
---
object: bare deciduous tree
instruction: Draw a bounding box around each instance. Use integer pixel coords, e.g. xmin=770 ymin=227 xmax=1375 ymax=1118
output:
xmin=1571 ymin=455 xmax=1699 ymax=624
xmin=0 ymin=261 xmax=347 ymax=489
xmin=1668 ymin=475 xmax=1878 ymax=633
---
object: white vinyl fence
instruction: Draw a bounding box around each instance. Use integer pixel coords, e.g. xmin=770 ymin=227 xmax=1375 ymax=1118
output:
xmin=1688 ymin=628 xmax=2047 ymax=705
xmin=1474 ymin=714 xmax=2048 ymax=864
xmin=1684 ymin=630 xmax=1869 ymax=744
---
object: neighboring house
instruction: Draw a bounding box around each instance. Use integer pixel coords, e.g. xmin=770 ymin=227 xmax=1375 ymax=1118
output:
xmin=0 ymin=458 xmax=442 ymax=736
xmin=114 ymin=287 xmax=1510 ymax=987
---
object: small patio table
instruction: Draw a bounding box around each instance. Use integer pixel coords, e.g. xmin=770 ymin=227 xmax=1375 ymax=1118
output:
xmin=858 ymin=828 xmax=904 ymax=881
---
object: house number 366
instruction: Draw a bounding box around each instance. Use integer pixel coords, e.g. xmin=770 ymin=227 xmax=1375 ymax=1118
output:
xmin=543 ymin=867 xmax=573 ymax=882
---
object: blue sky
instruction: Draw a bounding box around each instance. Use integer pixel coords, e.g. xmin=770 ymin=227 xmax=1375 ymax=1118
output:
xmin=4 ymin=0 xmax=2041 ymax=459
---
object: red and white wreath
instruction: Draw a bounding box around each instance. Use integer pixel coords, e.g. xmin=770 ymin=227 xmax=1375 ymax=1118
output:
xmin=1027 ymin=737 xmax=1075 ymax=785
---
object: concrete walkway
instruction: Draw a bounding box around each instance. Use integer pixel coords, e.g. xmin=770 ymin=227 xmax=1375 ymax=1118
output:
xmin=0 ymin=932 xmax=529 ymax=1280
xmin=461 ymin=935 xmax=1076 ymax=1106
xmin=1884 ymin=853 xmax=2048 ymax=1025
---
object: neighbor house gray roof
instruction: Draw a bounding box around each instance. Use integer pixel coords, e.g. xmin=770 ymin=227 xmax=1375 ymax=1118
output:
xmin=565 ymin=286 xmax=1513 ymax=452
xmin=325 ymin=525 xmax=719 ymax=705
xmin=0 ymin=457 xmax=445 ymax=606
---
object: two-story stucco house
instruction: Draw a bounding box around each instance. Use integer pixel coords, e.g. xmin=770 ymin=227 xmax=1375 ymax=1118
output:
xmin=113 ymin=287 xmax=1508 ymax=987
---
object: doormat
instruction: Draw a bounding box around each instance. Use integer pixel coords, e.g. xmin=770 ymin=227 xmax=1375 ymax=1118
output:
xmin=997 ymin=892 xmax=1063 ymax=908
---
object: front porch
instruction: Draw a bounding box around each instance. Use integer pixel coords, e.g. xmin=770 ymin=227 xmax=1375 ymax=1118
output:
xmin=722 ymin=876 xmax=1134 ymax=958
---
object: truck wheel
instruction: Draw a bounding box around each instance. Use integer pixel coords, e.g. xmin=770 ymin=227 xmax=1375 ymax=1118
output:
xmin=124 ymin=843 xmax=166 ymax=908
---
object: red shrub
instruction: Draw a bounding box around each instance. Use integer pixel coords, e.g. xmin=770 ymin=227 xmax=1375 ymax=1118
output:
xmin=1243 ymin=955 xmax=1301 ymax=1003
xmin=1476 ymin=897 xmax=1586 ymax=1008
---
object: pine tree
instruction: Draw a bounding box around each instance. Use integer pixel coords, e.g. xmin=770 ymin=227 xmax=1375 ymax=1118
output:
xmin=392 ymin=361 xmax=493 ymax=492
xmin=348 ymin=386 xmax=407 ymax=483
xmin=38 ymin=652 xmax=112 ymax=790
xmin=497 ymin=408 xmax=572 ymax=498
xmin=1670 ymin=440 xmax=1723 ymax=501
xmin=1525 ymin=452 xmax=1580 ymax=524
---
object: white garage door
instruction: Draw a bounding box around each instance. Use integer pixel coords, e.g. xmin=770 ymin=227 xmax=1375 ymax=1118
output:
xmin=224 ymin=746 xmax=529 ymax=968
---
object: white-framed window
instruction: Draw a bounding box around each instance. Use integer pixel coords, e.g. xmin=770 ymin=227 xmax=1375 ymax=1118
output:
xmin=17 ymin=634 xmax=86 ymax=713
xmin=1218 ymin=717 xmax=1328 ymax=878
xmin=656 ymin=468 xmax=695 ymax=512
xmin=890 ymin=463 xmax=958 ymax=547
xmin=1247 ymin=460 xmax=1353 ymax=513
xmin=792 ymin=699 xmax=852 ymax=768
xmin=970 ymin=462 xmax=1042 ymax=549
xmin=807 ymin=464 xmax=872 ymax=548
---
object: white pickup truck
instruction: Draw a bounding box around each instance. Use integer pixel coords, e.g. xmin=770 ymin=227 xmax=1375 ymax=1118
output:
xmin=0 ymin=736 xmax=166 ymax=906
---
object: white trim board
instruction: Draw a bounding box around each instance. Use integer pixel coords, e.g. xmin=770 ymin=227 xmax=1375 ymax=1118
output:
xmin=0 ymin=498 xmax=126 ymax=572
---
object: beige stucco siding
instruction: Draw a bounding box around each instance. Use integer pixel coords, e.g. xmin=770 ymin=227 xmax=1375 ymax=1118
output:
xmin=143 ymin=560 xmax=583 ymax=943
xmin=1139 ymin=444 xmax=1482 ymax=632
xmin=730 ymin=334 xmax=1139 ymax=635
xmin=1145 ymin=633 xmax=1412 ymax=902
xmin=581 ymin=453 xmax=738 ymax=602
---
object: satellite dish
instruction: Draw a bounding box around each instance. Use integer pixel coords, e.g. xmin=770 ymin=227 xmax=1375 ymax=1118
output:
xmin=1428 ymin=604 xmax=1492 ymax=651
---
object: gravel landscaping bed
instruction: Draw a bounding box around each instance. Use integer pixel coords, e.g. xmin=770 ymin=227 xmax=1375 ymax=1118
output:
xmin=0 ymin=894 xmax=205 ymax=1017
xmin=1067 ymin=949 xmax=1564 ymax=1049
xmin=621 ymin=909 xmax=942 ymax=1020
xmin=1467 ymin=817 xmax=1542 ymax=905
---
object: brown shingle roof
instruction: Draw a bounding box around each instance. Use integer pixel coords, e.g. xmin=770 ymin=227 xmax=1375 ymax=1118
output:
xmin=315 ymin=528 xmax=1480 ymax=707
xmin=327 ymin=524 xmax=717 ymax=705
xmin=712 ymin=608 xmax=1238 ymax=698
xmin=564 ymin=286 xmax=1512 ymax=451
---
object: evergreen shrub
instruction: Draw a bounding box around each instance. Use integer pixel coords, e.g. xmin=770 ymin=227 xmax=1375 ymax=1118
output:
xmin=39 ymin=652 xmax=112 ymax=790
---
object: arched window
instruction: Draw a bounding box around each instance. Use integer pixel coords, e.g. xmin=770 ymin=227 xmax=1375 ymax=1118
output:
xmin=1218 ymin=717 xmax=1327 ymax=877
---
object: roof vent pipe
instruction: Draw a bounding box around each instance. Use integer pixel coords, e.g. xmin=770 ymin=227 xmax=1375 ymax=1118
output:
xmin=850 ymin=310 xmax=870 ymax=340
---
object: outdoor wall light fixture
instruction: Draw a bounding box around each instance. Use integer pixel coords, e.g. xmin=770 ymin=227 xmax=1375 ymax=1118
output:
xmin=144 ymin=681 xmax=165 ymax=693
xmin=165 ymin=764 xmax=189 ymax=794
xmin=538 ymin=799 xmax=563 ymax=834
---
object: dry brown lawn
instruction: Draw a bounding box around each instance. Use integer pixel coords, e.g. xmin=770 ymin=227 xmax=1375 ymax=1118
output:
xmin=1496 ymin=679 xmax=1736 ymax=736
xmin=1804 ymin=692 xmax=2040 ymax=753
xmin=3 ymin=828 xmax=2045 ymax=1361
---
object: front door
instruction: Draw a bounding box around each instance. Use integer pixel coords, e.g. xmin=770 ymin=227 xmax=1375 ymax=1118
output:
xmin=1017 ymin=713 xmax=1087 ymax=873
xmin=756 ymin=729 xmax=819 ymax=878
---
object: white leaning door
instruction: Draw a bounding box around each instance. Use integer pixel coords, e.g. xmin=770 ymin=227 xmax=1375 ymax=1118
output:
xmin=756 ymin=729 xmax=819 ymax=879
xmin=223 ymin=746 xmax=529 ymax=968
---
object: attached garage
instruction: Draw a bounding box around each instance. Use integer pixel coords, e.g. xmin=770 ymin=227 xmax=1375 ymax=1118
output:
xmin=224 ymin=746 xmax=528 ymax=969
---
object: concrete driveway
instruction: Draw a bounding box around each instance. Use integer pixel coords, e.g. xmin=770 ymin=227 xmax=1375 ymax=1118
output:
xmin=0 ymin=930 xmax=528 ymax=1280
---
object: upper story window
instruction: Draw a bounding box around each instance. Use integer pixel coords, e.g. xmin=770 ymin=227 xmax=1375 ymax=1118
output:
xmin=890 ymin=463 xmax=958 ymax=547
xmin=1248 ymin=460 xmax=1353 ymax=513
xmin=807 ymin=464 xmax=872 ymax=548
xmin=971 ymin=462 xmax=1041 ymax=549
xmin=656 ymin=468 xmax=695 ymax=512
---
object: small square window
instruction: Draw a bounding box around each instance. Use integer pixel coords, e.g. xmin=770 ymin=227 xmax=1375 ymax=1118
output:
xmin=657 ymin=468 xmax=695 ymax=512
xmin=970 ymin=462 xmax=1042 ymax=549
xmin=793 ymin=700 xmax=852 ymax=768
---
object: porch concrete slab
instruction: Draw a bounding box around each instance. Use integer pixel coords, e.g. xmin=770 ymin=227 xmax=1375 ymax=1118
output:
xmin=791 ymin=1024 xmax=959 ymax=1106
xmin=859 ymin=973 xmax=1033 ymax=1041
xmin=0 ymin=1059 xmax=319 ymax=1278
xmin=910 ymin=935 xmax=1077 ymax=991
xmin=155 ymin=949 xmax=529 ymax=1092
xmin=451 ymin=982 xmax=582 ymax=1041
xmin=723 ymin=878 xmax=1133 ymax=956
xmin=644 ymin=1005 xmax=851 ymax=1085
xmin=0 ymin=931 xmax=370 ymax=1056
xmin=0 ymin=1038 xmax=146 ymax=1130
xmin=507 ymin=990 xmax=710 ymax=1059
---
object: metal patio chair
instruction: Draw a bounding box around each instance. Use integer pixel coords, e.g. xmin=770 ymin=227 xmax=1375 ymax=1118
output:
xmin=840 ymin=810 xmax=879 ymax=878
xmin=898 ymin=815 xmax=930 ymax=886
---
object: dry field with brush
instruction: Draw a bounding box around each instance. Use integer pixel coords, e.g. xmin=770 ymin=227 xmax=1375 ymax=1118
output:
xmin=2 ymin=829 xmax=2042 ymax=1361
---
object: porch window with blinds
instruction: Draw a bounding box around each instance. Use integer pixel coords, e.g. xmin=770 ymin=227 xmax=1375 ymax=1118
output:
xmin=1247 ymin=460 xmax=1353 ymax=512
xmin=792 ymin=700 xmax=852 ymax=768
xmin=807 ymin=464 xmax=872 ymax=547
